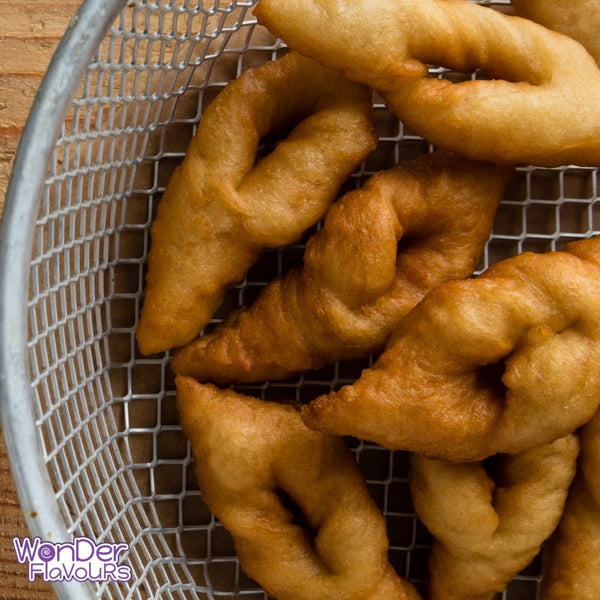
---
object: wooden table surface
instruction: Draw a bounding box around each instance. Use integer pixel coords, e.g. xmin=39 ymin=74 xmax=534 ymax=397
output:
xmin=0 ymin=2 xmax=82 ymax=598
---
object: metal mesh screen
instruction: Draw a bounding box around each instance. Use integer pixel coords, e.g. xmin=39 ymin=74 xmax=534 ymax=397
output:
xmin=20 ymin=1 xmax=600 ymax=599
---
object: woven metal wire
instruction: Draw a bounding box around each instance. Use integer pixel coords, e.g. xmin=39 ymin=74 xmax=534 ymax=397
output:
xmin=6 ymin=0 xmax=600 ymax=598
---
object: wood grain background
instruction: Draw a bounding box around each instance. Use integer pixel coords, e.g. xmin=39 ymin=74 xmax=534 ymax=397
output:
xmin=0 ymin=2 xmax=81 ymax=598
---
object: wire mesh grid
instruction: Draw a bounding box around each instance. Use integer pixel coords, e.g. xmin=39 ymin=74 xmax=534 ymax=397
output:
xmin=12 ymin=0 xmax=600 ymax=599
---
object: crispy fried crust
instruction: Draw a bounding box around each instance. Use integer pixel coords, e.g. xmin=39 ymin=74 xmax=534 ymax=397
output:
xmin=541 ymin=409 xmax=600 ymax=599
xmin=302 ymin=237 xmax=600 ymax=461
xmin=175 ymin=377 xmax=421 ymax=600
xmin=136 ymin=52 xmax=376 ymax=355
xmin=255 ymin=0 xmax=600 ymax=166
xmin=170 ymin=152 xmax=510 ymax=383
xmin=512 ymin=0 xmax=600 ymax=65
xmin=410 ymin=435 xmax=579 ymax=600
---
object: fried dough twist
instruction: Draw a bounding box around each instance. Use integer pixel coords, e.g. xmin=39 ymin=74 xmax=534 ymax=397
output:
xmin=512 ymin=0 xmax=600 ymax=65
xmin=302 ymin=237 xmax=600 ymax=462
xmin=255 ymin=0 xmax=600 ymax=166
xmin=541 ymin=408 xmax=600 ymax=599
xmin=170 ymin=152 xmax=510 ymax=383
xmin=176 ymin=377 xmax=420 ymax=600
xmin=410 ymin=435 xmax=579 ymax=600
xmin=136 ymin=52 xmax=377 ymax=355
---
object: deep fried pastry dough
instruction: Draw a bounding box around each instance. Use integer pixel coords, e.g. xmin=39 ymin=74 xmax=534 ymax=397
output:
xmin=302 ymin=236 xmax=600 ymax=461
xmin=512 ymin=0 xmax=600 ymax=65
xmin=170 ymin=152 xmax=510 ymax=383
xmin=136 ymin=52 xmax=377 ymax=355
xmin=541 ymin=408 xmax=600 ymax=599
xmin=175 ymin=377 xmax=421 ymax=600
xmin=255 ymin=0 xmax=600 ymax=166
xmin=410 ymin=435 xmax=578 ymax=600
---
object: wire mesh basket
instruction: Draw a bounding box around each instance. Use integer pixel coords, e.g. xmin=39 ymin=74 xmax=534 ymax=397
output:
xmin=1 ymin=1 xmax=598 ymax=599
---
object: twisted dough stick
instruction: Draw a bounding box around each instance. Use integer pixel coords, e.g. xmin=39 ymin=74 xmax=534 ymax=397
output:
xmin=255 ymin=0 xmax=600 ymax=166
xmin=175 ymin=377 xmax=421 ymax=600
xmin=541 ymin=408 xmax=600 ymax=599
xmin=512 ymin=0 xmax=600 ymax=65
xmin=170 ymin=152 xmax=510 ymax=383
xmin=410 ymin=435 xmax=579 ymax=600
xmin=302 ymin=236 xmax=600 ymax=462
xmin=136 ymin=51 xmax=377 ymax=355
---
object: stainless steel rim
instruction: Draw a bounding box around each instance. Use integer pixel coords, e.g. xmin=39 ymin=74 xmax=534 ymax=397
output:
xmin=0 ymin=1 xmax=127 ymax=598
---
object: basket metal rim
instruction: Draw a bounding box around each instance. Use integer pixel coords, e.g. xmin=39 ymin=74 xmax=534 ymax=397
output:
xmin=0 ymin=1 xmax=127 ymax=598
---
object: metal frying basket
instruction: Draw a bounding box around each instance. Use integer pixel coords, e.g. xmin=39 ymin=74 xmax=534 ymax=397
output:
xmin=0 ymin=1 xmax=598 ymax=599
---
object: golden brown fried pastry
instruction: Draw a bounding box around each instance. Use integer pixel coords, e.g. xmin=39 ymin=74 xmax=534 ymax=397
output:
xmin=541 ymin=408 xmax=600 ymax=599
xmin=512 ymin=0 xmax=600 ymax=65
xmin=136 ymin=51 xmax=377 ymax=355
xmin=410 ymin=435 xmax=579 ymax=600
xmin=302 ymin=236 xmax=600 ymax=462
xmin=255 ymin=0 xmax=600 ymax=167
xmin=175 ymin=377 xmax=421 ymax=600
xmin=170 ymin=152 xmax=510 ymax=384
